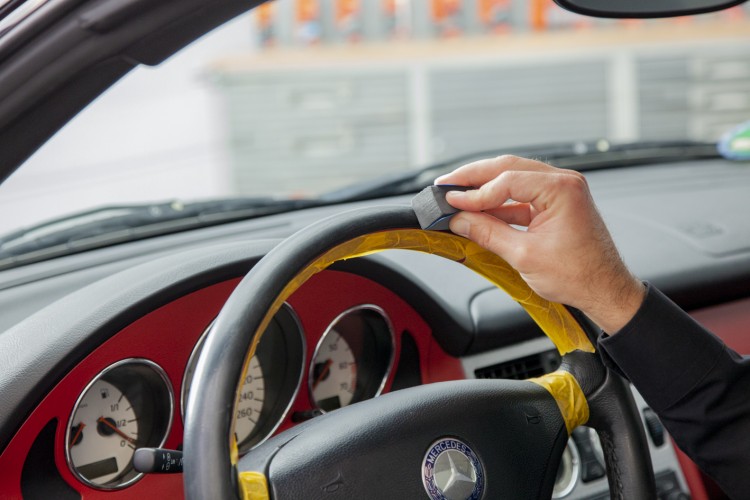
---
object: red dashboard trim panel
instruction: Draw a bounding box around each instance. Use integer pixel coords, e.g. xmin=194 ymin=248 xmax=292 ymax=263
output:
xmin=0 ymin=279 xmax=236 ymax=499
xmin=0 ymin=270 xmax=462 ymax=498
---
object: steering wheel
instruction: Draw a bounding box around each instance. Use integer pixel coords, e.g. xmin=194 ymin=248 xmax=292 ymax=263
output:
xmin=183 ymin=205 xmax=656 ymax=499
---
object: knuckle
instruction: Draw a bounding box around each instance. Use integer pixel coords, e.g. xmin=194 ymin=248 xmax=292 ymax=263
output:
xmin=556 ymin=171 xmax=589 ymax=194
xmin=496 ymin=154 xmax=521 ymax=167
xmin=569 ymin=170 xmax=589 ymax=186
xmin=511 ymin=242 xmax=534 ymax=269
xmin=496 ymin=170 xmax=516 ymax=184
xmin=471 ymin=223 xmax=495 ymax=250
xmin=476 ymin=178 xmax=502 ymax=204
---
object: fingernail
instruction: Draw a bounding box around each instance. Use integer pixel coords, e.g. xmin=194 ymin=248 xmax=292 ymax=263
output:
xmin=445 ymin=190 xmax=466 ymax=201
xmin=434 ymin=175 xmax=448 ymax=185
xmin=450 ymin=217 xmax=470 ymax=237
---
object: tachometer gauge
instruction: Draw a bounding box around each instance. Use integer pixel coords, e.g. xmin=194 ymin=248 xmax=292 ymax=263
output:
xmin=309 ymin=305 xmax=394 ymax=412
xmin=66 ymin=359 xmax=173 ymax=490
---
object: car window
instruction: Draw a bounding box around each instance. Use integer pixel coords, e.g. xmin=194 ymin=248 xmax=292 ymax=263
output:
xmin=0 ymin=1 xmax=749 ymax=237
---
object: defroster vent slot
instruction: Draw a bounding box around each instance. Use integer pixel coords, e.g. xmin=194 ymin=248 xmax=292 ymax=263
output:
xmin=475 ymin=349 xmax=561 ymax=380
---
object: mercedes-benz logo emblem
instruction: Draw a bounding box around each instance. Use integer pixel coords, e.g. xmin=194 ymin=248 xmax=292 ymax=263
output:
xmin=422 ymin=438 xmax=485 ymax=500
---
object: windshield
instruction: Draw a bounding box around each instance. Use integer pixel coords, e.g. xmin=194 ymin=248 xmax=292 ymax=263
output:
xmin=1 ymin=1 xmax=749 ymax=239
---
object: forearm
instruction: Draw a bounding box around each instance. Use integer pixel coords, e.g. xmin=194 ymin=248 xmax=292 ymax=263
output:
xmin=598 ymin=284 xmax=750 ymax=498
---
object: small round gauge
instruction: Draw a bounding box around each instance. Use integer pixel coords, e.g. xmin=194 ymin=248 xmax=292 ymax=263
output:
xmin=68 ymin=380 xmax=138 ymax=485
xmin=309 ymin=305 xmax=394 ymax=412
xmin=182 ymin=304 xmax=305 ymax=455
xmin=66 ymin=359 xmax=173 ymax=490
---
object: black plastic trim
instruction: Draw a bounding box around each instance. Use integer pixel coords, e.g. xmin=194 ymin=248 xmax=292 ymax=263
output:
xmin=553 ymin=0 xmax=748 ymax=19
xmin=389 ymin=330 xmax=422 ymax=391
xmin=21 ymin=419 xmax=80 ymax=499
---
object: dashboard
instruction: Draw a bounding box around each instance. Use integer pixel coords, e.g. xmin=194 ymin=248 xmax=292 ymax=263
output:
xmin=0 ymin=268 xmax=463 ymax=499
xmin=1 ymin=159 xmax=750 ymax=499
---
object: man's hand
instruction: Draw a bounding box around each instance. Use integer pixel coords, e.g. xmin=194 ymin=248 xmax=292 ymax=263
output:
xmin=436 ymin=155 xmax=645 ymax=333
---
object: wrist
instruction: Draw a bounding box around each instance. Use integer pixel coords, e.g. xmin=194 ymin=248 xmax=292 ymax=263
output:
xmin=584 ymin=276 xmax=646 ymax=334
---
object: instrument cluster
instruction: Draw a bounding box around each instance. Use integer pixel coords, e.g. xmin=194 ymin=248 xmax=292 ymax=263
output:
xmin=64 ymin=299 xmax=397 ymax=490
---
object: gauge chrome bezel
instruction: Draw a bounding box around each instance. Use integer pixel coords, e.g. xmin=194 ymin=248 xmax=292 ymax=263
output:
xmin=552 ymin=437 xmax=581 ymax=498
xmin=181 ymin=323 xmax=212 ymax=419
xmin=181 ymin=302 xmax=305 ymax=454
xmin=65 ymin=358 xmax=174 ymax=491
xmin=308 ymin=304 xmax=396 ymax=413
xmin=247 ymin=303 xmax=305 ymax=452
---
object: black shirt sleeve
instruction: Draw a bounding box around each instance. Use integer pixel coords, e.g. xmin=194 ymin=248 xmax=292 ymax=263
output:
xmin=597 ymin=283 xmax=750 ymax=499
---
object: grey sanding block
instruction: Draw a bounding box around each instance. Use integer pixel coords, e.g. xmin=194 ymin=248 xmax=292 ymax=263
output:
xmin=411 ymin=185 xmax=472 ymax=231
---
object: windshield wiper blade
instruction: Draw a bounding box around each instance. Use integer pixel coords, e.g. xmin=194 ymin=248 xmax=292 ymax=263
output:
xmin=327 ymin=140 xmax=720 ymax=202
xmin=0 ymin=197 xmax=320 ymax=268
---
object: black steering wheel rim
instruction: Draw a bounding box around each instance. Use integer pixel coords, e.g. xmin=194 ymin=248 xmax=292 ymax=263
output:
xmin=183 ymin=204 xmax=656 ymax=499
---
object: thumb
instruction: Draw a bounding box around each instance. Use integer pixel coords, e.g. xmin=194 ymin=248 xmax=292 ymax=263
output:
xmin=449 ymin=211 xmax=525 ymax=262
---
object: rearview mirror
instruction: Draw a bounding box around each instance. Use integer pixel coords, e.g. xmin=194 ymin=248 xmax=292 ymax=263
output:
xmin=553 ymin=0 xmax=748 ymax=18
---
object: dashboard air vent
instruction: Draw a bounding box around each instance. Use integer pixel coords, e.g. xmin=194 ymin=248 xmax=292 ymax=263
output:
xmin=474 ymin=349 xmax=561 ymax=380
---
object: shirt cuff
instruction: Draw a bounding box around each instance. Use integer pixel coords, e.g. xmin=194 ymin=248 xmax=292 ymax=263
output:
xmin=597 ymin=283 xmax=725 ymax=412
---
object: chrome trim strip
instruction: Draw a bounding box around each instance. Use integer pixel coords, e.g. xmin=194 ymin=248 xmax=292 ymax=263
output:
xmin=180 ymin=324 xmax=212 ymax=419
xmin=553 ymin=438 xmax=581 ymax=499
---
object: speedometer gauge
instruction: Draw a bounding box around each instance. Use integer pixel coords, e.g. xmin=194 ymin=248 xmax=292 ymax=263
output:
xmin=66 ymin=359 xmax=173 ymax=490
xmin=182 ymin=304 xmax=305 ymax=455
xmin=309 ymin=305 xmax=394 ymax=412
xmin=183 ymin=334 xmax=266 ymax=446
xmin=233 ymin=356 xmax=265 ymax=445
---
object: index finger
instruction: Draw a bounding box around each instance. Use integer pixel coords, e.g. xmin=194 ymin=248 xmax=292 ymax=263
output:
xmin=445 ymin=169 xmax=587 ymax=214
xmin=434 ymin=155 xmax=556 ymax=188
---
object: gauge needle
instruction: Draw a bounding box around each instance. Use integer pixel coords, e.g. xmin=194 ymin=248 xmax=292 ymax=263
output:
xmin=69 ymin=422 xmax=85 ymax=448
xmin=313 ymin=359 xmax=333 ymax=390
xmin=97 ymin=417 xmax=137 ymax=445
